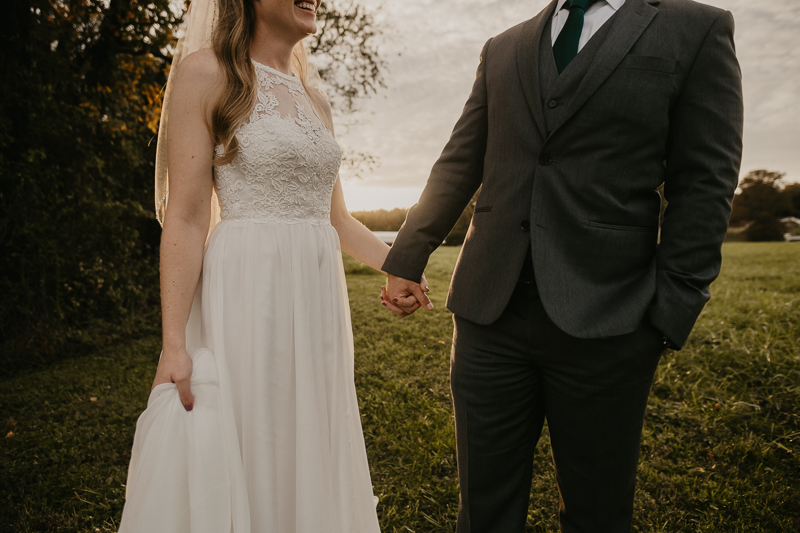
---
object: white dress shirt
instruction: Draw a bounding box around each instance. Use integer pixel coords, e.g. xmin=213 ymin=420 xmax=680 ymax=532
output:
xmin=551 ymin=0 xmax=626 ymax=52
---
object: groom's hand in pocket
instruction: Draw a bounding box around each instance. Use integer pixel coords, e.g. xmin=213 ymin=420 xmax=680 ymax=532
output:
xmin=381 ymin=273 xmax=433 ymax=317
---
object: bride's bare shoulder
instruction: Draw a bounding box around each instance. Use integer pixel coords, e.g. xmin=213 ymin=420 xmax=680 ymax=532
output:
xmin=171 ymin=50 xmax=222 ymax=97
xmin=180 ymin=48 xmax=220 ymax=71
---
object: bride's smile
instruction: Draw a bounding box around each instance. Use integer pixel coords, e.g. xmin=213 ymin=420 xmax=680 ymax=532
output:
xmin=294 ymin=1 xmax=317 ymax=14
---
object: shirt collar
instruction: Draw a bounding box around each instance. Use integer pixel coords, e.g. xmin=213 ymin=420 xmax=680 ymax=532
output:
xmin=555 ymin=0 xmax=626 ymax=12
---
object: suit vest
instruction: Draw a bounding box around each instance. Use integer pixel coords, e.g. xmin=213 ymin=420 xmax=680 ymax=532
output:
xmin=538 ymin=13 xmax=616 ymax=136
xmin=520 ymin=14 xmax=617 ymax=283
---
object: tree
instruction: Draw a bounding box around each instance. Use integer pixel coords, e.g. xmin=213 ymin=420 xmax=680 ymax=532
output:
xmin=729 ymin=170 xmax=794 ymax=241
xmin=310 ymin=0 xmax=387 ymax=113
xmin=310 ymin=1 xmax=387 ymax=177
xmin=0 ymin=0 xmax=387 ymax=369
xmin=783 ymin=182 xmax=800 ymax=217
xmin=1 ymin=0 xmax=181 ymax=368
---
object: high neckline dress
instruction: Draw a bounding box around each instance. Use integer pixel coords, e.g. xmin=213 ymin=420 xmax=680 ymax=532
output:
xmin=118 ymin=60 xmax=381 ymax=533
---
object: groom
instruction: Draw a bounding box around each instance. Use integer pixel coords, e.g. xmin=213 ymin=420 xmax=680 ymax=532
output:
xmin=380 ymin=0 xmax=743 ymax=531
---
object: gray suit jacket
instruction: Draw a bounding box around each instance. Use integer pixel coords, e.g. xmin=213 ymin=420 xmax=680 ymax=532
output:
xmin=382 ymin=0 xmax=744 ymax=348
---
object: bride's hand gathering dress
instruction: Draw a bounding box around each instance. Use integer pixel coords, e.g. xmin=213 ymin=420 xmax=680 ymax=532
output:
xmin=118 ymin=60 xmax=381 ymax=533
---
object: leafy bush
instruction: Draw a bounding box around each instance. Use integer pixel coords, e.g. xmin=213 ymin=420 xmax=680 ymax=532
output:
xmin=0 ymin=1 xmax=177 ymax=370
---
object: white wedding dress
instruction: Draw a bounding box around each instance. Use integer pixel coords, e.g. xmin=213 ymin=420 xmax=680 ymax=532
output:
xmin=118 ymin=61 xmax=381 ymax=533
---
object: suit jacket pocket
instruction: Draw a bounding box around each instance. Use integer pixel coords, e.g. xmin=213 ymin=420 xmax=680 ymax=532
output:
xmin=587 ymin=221 xmax=658 ymax=233
xmin=618 ymin=55 xmax=677 ymax=74
xmin=579 ymin=222 xmax=658 ymax=275
xmin=474 ymin=206 xmax=493 ymax=213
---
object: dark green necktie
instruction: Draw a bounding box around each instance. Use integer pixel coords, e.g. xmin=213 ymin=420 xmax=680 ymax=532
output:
xmin=553 ymin=0 xmax=601 ymax=73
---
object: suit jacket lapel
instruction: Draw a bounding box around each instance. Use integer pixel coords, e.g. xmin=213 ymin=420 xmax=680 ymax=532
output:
xmin=548 ymin=0 xmax=659 ymax=137
xmin=515 ymin=0 xmax=559 ymax=141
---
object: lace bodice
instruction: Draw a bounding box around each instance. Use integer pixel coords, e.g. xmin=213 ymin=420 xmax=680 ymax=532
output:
xmin=214 ymin=61 xmax=342 ymax=225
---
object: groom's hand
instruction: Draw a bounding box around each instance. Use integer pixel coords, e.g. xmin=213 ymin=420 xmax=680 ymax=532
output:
xmin=381 ymin=274 xmax=433 ymax=317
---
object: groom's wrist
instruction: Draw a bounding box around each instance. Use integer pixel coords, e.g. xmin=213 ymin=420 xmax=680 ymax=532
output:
xmin=381 ymin=259 xmax=425 ymax=285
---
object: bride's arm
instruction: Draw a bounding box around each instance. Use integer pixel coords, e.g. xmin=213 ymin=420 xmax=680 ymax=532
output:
xmin=330 ymin=178 xmax=432 ymax=315
xmin=329 ymin=178 xmax=390 ymax=272
xmin=311 ymin=87 xmax=433 ymax=311
xmin=330 ymin=178 xmax=432 ymax=314
xmin=153 ymin=50 xmax=221 ymax=411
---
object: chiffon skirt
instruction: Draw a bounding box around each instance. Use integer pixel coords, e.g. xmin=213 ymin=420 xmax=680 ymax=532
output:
xmin=119 ymin=220 xmax=381 ymax=533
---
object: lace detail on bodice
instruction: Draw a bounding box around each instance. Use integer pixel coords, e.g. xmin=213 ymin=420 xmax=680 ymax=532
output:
xmin=214 ymin=61 xmax=342 ymax=225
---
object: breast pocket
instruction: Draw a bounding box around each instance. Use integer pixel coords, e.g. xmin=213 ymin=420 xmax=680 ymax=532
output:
xmin=595 ymin=56 xmax=677 ymax=133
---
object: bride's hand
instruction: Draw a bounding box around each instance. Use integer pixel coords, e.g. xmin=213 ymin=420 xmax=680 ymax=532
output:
xmin=380 ymin=273 xmax=432 ymax=317
xmin=152 ymin=347 xmax=195 ymax=411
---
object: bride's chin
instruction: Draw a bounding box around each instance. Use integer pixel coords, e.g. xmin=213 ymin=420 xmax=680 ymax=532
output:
xmin=298 ymin=21 xmax=317 ymax=35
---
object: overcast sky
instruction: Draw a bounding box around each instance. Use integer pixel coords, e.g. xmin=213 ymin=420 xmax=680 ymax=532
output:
xmin=337 ymin=0 xmax=800 ymax=211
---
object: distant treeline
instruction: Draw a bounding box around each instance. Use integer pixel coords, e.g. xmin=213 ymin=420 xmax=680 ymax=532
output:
xmin=351 ymin=208 xmax=410 ymax=231
xmin=351 ymin=190 xmax=479 ymax=246
xmin=350 ymin=171 xmax=800 ymax=245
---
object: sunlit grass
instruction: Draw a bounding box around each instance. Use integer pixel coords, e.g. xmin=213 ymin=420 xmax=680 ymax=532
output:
xmin=1 ymin=243 xmax=798 ymax=532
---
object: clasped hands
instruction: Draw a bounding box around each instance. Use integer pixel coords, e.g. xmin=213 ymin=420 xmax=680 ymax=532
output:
xmin=380 ymin=273 xmax=434 ymax=317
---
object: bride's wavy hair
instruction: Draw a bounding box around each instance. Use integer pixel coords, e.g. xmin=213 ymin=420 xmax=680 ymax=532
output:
xmin=211 ymin=0 xmax=332 ymax=166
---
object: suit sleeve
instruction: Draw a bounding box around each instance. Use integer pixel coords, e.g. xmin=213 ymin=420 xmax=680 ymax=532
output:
xmin=381 ymin=38 xmax=492 ymax=282
xmin=649 ymin=11 xmax=744 ymax=348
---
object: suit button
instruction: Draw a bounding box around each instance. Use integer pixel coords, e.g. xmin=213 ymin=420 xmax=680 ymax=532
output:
xmin=521 ymin=220 xmax=531 ymax=232
xmin=548 ymin=100 xmax=558 ymax=108
xmin=538 ymin=152 xmax=552 ymax=165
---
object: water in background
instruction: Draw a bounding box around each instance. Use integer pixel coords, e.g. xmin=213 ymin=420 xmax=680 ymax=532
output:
xmin=372 ymin=231 xmax=398 ymax=245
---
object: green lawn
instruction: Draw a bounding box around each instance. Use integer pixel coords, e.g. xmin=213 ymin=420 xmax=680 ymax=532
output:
xmin=1 ymin=243 xmax=799 ymax=532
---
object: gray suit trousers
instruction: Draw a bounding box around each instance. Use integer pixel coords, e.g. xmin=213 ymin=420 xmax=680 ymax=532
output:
xmin=451 ymin=281 xmax=663 ymax=533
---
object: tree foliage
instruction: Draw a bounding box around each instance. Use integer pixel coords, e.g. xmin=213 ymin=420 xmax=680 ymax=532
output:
xmin=0 ymin=0 xmax=386 ymax=369
xmin=310 ymin=0 xmax=386 ymax=112
xmin=783 ymin=182 xmax=800 ymax=217
xmin=729 ymin=170 xmax=799 ymax=242
xmin=0 ymin=0 xmax=180 ymax=367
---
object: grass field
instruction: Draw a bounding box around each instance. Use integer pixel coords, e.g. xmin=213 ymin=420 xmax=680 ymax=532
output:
xmin=1 ymin=243 xmax=799 ymax=532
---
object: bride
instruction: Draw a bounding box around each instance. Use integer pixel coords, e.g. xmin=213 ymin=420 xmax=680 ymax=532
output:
xmin=118 ymin=0 xmax=432 ymax=531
